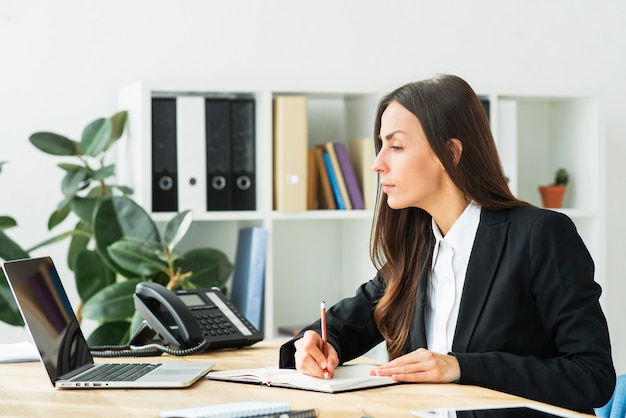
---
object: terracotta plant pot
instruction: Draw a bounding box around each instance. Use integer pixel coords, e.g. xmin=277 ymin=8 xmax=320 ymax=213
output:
xmin=538 ymin=185 xmax=567 ymax=208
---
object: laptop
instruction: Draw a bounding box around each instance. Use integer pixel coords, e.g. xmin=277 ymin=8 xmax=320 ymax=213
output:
xmin=2 ymin=256 xmax=215 ymax=389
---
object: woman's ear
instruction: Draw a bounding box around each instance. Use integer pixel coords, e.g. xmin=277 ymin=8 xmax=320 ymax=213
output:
xmin=447 ymin=138 xmax=463 ymax=166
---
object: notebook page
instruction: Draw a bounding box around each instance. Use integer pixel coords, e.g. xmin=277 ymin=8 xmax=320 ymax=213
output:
xmin=208 ymin=364 xmax=397 ymax=393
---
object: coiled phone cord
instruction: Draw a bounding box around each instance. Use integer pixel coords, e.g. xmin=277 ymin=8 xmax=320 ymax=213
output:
xmin=90 ymin=339 xmax=210 ymax=358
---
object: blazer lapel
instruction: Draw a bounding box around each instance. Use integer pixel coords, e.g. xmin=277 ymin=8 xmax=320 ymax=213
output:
xmin=452 ymin=208 xmax=510 ymax=353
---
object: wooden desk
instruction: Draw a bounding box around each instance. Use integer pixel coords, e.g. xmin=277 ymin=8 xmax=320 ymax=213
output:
xmin=0 ymin=340 xmax=592 ymax=417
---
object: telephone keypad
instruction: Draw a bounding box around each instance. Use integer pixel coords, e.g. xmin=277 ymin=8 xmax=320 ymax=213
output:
xmin=173 ymin=287 xmax=262 ymax=349
xmin=195 ymin=312 xmax=236 ymax=337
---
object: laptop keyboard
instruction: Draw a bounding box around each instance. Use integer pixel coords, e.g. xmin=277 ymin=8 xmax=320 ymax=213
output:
xmin=71 ymin=363 xmax=161 ymax=382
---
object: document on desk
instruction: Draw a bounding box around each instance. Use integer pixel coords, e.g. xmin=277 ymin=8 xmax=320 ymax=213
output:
xmin=207 ymin=364 xmax=397 ymax=393
xmin=0 ymin=341 xmax=39 ymax=363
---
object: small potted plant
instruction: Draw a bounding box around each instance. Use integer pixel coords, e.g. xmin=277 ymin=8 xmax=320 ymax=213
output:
xmin=539 ymin=168 xmax=569 ymax=208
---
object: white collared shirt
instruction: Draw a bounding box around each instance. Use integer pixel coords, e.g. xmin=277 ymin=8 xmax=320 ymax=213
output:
xmin=424 ymin=201 xmax=482 ymax=354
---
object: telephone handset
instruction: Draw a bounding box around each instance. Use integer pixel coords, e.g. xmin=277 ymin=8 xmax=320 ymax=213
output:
xmin=131 ymin=282 xmax=263 ymax=354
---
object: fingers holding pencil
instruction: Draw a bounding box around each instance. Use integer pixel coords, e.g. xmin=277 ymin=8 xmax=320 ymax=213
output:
xmin=293 ymin=314 xmax=338 ymax=379
xmin=321 ymin=301 xmax=329 ymax=379
xmin=294 ymin=330 xmax=336 ymax=378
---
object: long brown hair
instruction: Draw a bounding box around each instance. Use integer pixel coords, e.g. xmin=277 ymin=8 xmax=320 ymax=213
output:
xmin=371 ymin=74 xmax=529 ymax=358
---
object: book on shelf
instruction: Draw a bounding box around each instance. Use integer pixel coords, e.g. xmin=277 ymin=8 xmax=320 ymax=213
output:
xmin=322 ymin=142 xmax=352 ymax=210
xmin=321 ymin=150 xmax=346 ymax=210
xmin=311 ymin=147 xmax=336 ymax=210
xmin=333 ymin=142 xmax=365 ymax=209
xmin=347 ymin=138 xmax=377 ymax=210
xmin=207 ymin=364 xmax=397 ymax=393
xmin=306 ymin=148 xmax=319 ymax=210
xmin=273 ymin=96 xmax=308 ymax=212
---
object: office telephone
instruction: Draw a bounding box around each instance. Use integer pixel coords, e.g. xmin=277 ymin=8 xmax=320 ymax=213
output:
xmin=133 ymin=281 xmax=263 ymax=352
xmin=90 ymin=282 xmax=263 ymax=357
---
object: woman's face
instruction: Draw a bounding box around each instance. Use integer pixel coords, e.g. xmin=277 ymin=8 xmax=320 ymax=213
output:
xmin=372 ymin=101 xmax=446 ymax=211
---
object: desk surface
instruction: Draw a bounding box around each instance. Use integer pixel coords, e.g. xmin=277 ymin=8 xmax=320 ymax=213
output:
xmin=0 ymin=340 xmax=592 ymax=417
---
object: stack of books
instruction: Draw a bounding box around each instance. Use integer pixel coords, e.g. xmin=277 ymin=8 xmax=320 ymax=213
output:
xmin=308 ymin=141 xmax=366 ymax=210
xmin=273 ymin=96 xmax=376 ymax=212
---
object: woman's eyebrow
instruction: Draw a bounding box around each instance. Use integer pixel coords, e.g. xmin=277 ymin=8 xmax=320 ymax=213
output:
xmin=383 ymin=130 xmax=402 ymax=141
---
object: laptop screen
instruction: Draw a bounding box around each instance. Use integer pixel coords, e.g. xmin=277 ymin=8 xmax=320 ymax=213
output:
xmin=3 ymin=257 xmax=93 ymax=381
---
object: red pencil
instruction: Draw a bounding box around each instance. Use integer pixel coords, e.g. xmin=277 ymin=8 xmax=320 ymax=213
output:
xmin=320 ymin=301 xmax=329 ymax=379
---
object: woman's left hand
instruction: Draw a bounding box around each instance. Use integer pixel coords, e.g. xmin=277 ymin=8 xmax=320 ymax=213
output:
xmin=370 ymin=347 xmax=461 ymax=383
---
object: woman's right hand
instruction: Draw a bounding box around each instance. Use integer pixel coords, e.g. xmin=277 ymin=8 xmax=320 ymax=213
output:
xmin=294 ymin=330 xmax=339 ymax=379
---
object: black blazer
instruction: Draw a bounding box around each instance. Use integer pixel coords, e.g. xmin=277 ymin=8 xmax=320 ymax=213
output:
xmin=280 ymin=207 xmax=615 ymax=412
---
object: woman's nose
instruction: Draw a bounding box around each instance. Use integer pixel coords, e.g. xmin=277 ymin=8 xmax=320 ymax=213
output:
xmin=371 ymin=152 xmax=385 ymax=173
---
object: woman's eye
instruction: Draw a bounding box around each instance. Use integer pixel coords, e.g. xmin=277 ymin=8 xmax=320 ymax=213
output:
xmin=391 ymin=145 xmax=402 ymax=151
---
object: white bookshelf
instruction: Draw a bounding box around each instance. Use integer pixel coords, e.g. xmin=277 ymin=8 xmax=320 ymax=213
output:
xmin=118 ymin=82 xmax=605 ymax=337
xmin=491 ymin=93 xmax=605 ymax=293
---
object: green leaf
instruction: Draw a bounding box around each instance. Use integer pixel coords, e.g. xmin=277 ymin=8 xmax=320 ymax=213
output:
xmin=0 ymin=216 xmax=17 ymax=230
xmin=72 ymin=197 xmax=100 ymax=225
xmin=75 ymin=249 xmax=116 ymax=302
xmin=0 ymin=273 xmax=24 ymax=326
xmin=82 ymin=279 xmax=140 ymax=321
xmin=81 ymin=118 xmax=112 ymax=157
xmin=109 ymin=111 xmax=128 ymax=145
xmin=113 ymin=185 xmax=133 ymax=195
xmin=29 ymin=132 xmax=79 ymax=156
xmin=86 ymin=321 xmax=131 ymax=346
xmin=67 ymin=221 xmax=91 ymax=271
xmin=61 ymin=167 xmax=88 ymax=196
xmin=175 ymin=248 xmax=233 ymax=292
xmin=108 ymin=196 xmax=160 ymax=242
xmin=108 ymin=240 xmax=165 ymax=277
xmin=87 ymin=184 xmax=113 ymax=198
xmin=48 ymin=197 xmax=73 ymax=230
xmin=26 ymin=229 xmax=74 ymax=253
xmin=0 ymin=161 xmax=6 ymax=174
xmin=58 ymin=163 xmax=84 ymax=172
xmin=0 ymin=229 xmax=26 ymax=327
xmin=92 ymin=164 xmax=115 ymax=181
xmin=163 ymin=210 xmax=192 ymax=250
xmin=93 ymin=196 xmax=160 ymax=277
xmin=0 ymin=230 xmax=29 ymax=261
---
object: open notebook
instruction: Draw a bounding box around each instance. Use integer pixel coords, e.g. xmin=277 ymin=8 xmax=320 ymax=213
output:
xmin=207 ymin=364 xmax=397 ymax=393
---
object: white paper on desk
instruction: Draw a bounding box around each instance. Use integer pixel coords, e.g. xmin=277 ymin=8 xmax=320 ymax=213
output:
xmin=0 ymin=341 xmax=39 ymax=363
xmin=161 ymin=401 xmax=291 ymax=418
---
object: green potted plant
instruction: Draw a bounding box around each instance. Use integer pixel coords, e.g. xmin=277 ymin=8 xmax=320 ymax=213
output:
xmin=0 ymin=112 xmax=233 ymax=345
xmin=0 ymin=162 xmax=29 ymax=326
xmin=538 ymin=168 xmax=569 ymax=208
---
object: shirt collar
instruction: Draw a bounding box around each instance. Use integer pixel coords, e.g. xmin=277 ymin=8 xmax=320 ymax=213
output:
xmin=431 ymin=201 xmax=482 ymax=261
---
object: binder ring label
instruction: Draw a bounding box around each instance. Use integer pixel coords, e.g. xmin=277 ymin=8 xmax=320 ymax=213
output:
xmin=211 ymin=175 xmax=227 ymax=190
xmin=236 ymin=175 xmax=252 ymax=190
xmin=158 ymin=175 xmax=174 ymax=191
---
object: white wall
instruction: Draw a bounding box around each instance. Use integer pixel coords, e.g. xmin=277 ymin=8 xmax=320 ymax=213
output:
xmin=1 ymin=0 xmax=625 ymax=373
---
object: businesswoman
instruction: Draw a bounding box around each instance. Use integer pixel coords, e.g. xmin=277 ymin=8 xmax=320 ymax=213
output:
xmin=279 ymin=74 xmax=615 ymax=413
